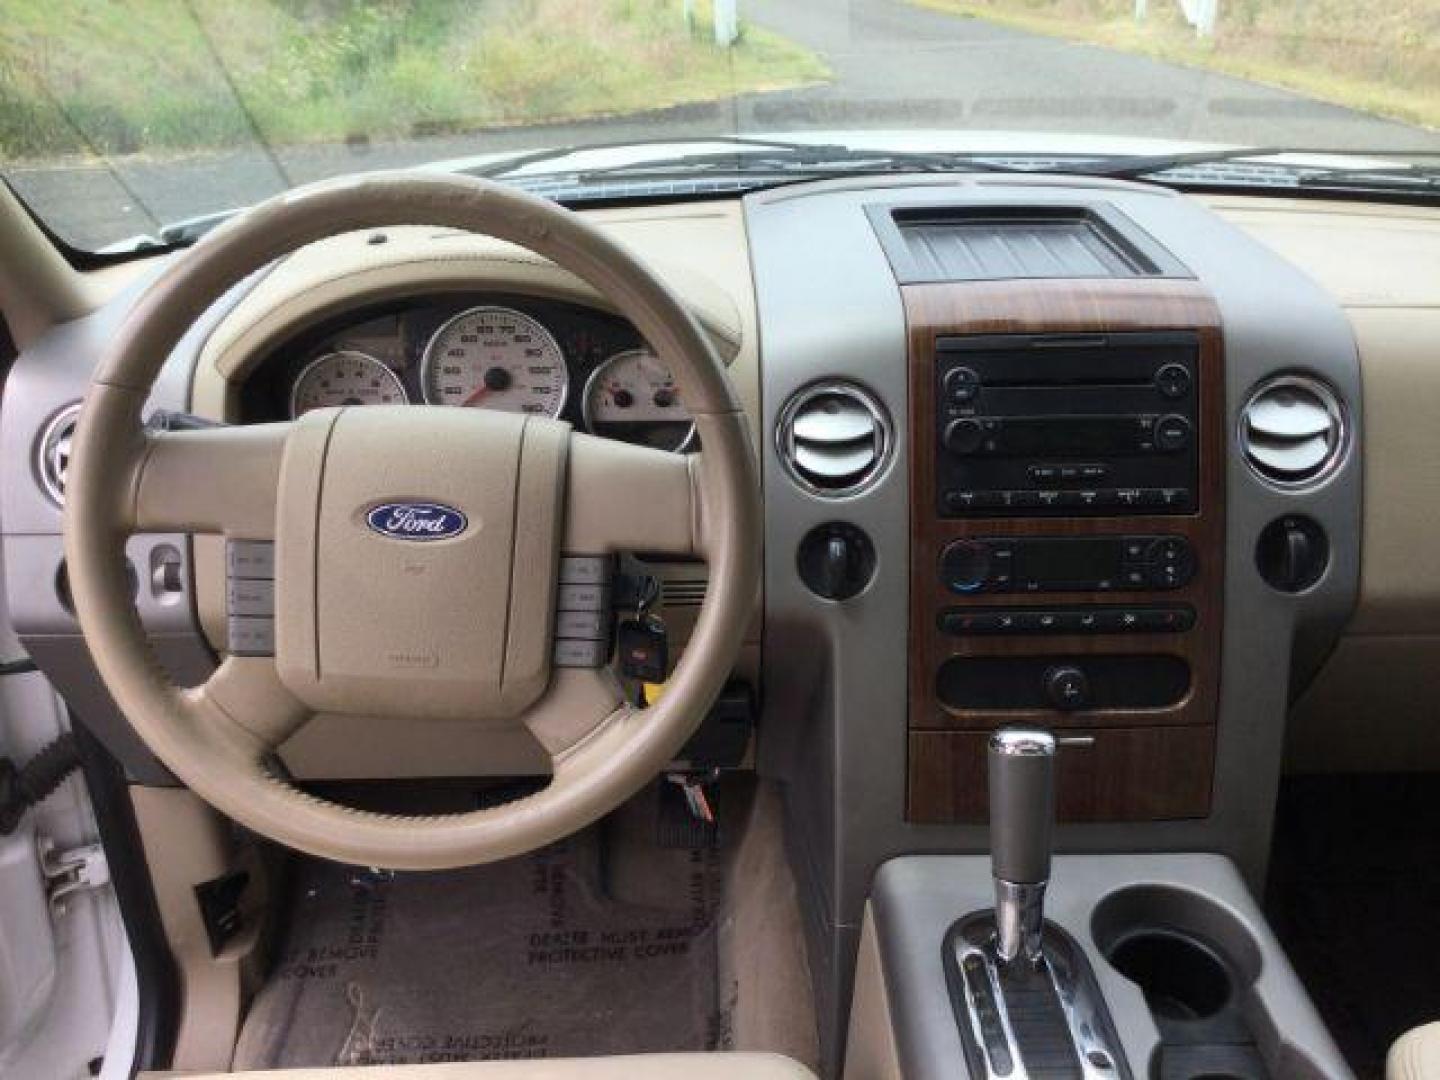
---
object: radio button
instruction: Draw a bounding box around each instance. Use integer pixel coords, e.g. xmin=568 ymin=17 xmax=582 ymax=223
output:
xmin=1155 ymin=414 xmax=1193 ymax=451
xmin=1156 ymin=363 xmax=1193 ymax=399
xmin=944 ymin=489 xmax=980 ymax=512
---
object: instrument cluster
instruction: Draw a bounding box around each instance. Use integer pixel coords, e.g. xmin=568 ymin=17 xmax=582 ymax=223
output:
xmin=241 ymin=293 xmax=694 ymax=452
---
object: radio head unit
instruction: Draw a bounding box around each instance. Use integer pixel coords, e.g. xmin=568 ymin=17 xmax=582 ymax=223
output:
xmin=934 ymin=331 xmax=1201 ymax=517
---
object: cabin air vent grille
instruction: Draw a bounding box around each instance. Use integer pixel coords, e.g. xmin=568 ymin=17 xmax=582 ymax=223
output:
xmin=1240 ymin=375 xmax=1346 ymax=487
xmin=37 ymin=404 xmax=82 ymax=507
xmin=776 ymin=382 xmax=892 ymax=497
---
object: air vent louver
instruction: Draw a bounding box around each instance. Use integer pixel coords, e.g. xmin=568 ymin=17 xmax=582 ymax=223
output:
xmin=1241 ymin=376 xmax=1345 ymax=486
xmin=37 ymin=404 xmax=81 ymax=506
xmin=777 ymin=383 xmax=891 ymax=496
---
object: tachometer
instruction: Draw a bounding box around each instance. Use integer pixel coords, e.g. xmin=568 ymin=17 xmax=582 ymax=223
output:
xmin=420 ymin=306 xmax=568 ymax=416
xmin=289 ymin=350 xmax=407 ymax=417
xmin=582 ymin=347 xmax=693 ymax=452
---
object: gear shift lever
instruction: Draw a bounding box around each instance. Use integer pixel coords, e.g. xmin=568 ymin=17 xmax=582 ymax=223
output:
xmin=988 ymin=727 xmax=1056 ymax=965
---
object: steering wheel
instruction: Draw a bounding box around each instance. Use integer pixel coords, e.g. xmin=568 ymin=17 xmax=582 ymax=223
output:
xmin=62 ymin=174 xmax=760 ymax=869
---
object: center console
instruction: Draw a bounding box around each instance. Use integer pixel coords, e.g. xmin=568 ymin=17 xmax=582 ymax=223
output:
xmin=906 ymin=278 xmax=1226 ymax=825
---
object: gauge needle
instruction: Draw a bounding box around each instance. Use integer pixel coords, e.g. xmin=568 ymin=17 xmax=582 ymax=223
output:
xmin=463 ymin=387 xmax=490 ymax=407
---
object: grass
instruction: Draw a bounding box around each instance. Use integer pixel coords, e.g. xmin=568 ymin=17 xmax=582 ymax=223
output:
xmin=911 ymin=0 xmax=1440 ymax=132
xmin=0 ymin=0 xmax=829 ymax=161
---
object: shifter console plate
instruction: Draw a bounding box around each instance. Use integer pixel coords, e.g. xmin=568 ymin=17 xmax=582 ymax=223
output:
xmin=944 ymin=911 xmax=1131 ymax=1080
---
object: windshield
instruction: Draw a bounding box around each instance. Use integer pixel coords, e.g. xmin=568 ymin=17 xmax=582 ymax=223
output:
xmin=4 ymin=0 xmax=1438 ymax=252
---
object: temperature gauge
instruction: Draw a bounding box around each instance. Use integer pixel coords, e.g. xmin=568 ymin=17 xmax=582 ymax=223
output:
xmin=582 ymin=348 xmax=694 ymax=452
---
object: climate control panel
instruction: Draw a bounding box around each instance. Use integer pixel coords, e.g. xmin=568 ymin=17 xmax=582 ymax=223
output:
xmin=940 ymin=535 xmax=1196 ymax=595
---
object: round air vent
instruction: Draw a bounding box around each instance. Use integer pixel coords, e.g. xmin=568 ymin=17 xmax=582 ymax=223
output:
xmin=776 ymin=382 xmax=892 ymax=496
xmin=36 ymin=403 xmax=82 ymax=506
xmin=1240 ymin=376 xmax=1345 ymax=487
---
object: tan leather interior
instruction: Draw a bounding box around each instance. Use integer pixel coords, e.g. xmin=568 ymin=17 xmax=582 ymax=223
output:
xmin=1389 ymin=1024 xmax=1440 ymax=1080
xmin=158 ymin=1052 xmax=818 ymax=1079
xmin=63 ymin=174 xmax=762 ymax=869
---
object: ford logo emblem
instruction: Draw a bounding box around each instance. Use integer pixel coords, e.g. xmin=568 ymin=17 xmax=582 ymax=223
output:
xmin=365 ymin=501 xmax=468 ymax=541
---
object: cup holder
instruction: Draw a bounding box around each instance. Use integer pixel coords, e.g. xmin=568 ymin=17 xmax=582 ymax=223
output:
xmin=1105 ymin=929 xmax=1232 ymax=1022
xmin=1092 ymin=885 xmax=1271 ymax=1079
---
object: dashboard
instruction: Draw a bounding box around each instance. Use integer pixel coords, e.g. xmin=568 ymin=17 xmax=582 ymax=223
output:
xmin=239 ymin=293 xmax=696 ymax=452
xmin=8 ymin=177 xmax=1440 ymax=1064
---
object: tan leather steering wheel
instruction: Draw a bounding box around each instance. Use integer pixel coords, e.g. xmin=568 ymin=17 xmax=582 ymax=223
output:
xmin=63 ymin=174 xmax=760 ymax=869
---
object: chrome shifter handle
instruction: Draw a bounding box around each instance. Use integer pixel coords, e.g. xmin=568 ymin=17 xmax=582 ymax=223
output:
xmin=988 ymin=728 xmax=1056 ymax=965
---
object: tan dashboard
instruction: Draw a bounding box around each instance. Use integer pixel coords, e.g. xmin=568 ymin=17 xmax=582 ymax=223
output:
xmin=1210 ymin=195 xmax=1440 ymax=770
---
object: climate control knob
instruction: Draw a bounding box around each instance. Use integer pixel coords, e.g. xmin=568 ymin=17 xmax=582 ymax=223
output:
xmin=941 ymin=539 xmax=992 ymax=593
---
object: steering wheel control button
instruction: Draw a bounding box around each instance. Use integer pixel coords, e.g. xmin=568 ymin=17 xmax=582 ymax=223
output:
xmin=553 ymin=557 xmax=615 ymax=668
xmin=1043 ymin=665 xmax=1091 ymax=710
xmin=555 ymin=610 xmax=608 ymax=638
xmin=556 ymin=582 xmax=608 ymax=611
xmin=226 ymin=540 xmax=276 ymax=656
xmin=227 ymin=539 xmax=275 ymax=580
xmin=553 ymin=638 xmax=609 ymax=667
xmin=228 ymin=618 xmax=276 ymax=657
xmin=559 ymin=555 xmax=612 ymax=584
xmin=226 ymin=579 xmax=275 ymax=618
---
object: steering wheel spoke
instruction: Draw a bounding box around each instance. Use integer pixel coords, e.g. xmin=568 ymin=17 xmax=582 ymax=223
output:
xmin=563 ymin=432 xmax=701 ymax=558
xmin=189 ymin=654 xmax=312 ymax=750
xmin=131 ymin=423 xmax=288 ymax=537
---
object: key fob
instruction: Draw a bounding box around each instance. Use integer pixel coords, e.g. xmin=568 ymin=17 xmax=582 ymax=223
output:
xmin=618 ymin=615 xmax=668 ymax=682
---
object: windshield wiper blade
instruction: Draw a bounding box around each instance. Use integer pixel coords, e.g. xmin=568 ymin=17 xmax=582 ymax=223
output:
xmin=1068 ymin=146 xmax=1285 ymax=179
xmin=1296 ymin=165 xmax=1440 ymax=193
xmin=562 ymin=146 xmax=1032 ymax=184
xmin=468 ymin=135 xmax=859 ymax=180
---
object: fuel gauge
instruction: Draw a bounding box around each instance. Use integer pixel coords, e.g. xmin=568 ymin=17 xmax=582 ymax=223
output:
xmin=582 ymin=348 xmax=694 ymax=452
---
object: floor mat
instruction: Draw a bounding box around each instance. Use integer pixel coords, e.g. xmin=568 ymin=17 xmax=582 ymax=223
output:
xmin=1266 ymin=774 xmax=1440 ymax=1079
xmin=234 ymin=827 xmax=729 ymax=1069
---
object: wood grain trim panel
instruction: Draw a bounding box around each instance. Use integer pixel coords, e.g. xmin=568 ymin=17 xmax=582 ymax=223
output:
xmin=908 ymin=726 xmax=1216 ymax=823
xmin=903 ymin=278 xmax=1225 ymax=823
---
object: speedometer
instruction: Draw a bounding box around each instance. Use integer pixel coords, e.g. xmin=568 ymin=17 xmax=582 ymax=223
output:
xmin=420 ymin=306 xmax=568 ymax=416
xmin=289 ymin=350 xmax=407 ymax=417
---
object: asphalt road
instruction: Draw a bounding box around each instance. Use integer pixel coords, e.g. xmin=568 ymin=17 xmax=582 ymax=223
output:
xmin=12 ymin=0 xmax=1440 ymax=251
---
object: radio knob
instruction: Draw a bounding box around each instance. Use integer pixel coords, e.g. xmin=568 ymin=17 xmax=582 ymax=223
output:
xmin=944 ymin=418 xmax=986 ymax=456
xmin=1155 ymin=414 xmax=1193 ymax=452
xmin=944 ymin=366 xmax=981 ymax=404
xmin=941 ymin=539 xmax=992 ymax=593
